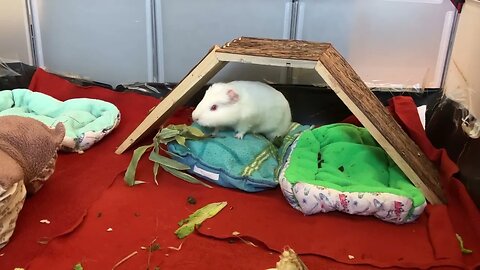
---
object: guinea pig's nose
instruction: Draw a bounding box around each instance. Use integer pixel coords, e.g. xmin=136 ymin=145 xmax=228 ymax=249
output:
xmin=192 ymin=116 xmax=198 ymax=122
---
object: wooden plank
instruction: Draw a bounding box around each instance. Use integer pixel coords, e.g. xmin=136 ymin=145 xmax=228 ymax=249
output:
xmin=118 ymin=36 xmax=446 ymax=205
xmin=215 ymin=52 xmax=317 ymax=69
xmin=115 ymin=46 xmax=227 ymax=154
xmin=216 ymin=36 xmax=331 ymax=61
xmin=314 ymin=46 xmax=446 ymax=204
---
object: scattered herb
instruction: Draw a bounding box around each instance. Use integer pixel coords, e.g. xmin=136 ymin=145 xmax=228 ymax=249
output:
xmin=456 ymin=234 xmax=473 ymax=254
xmin=39 ymin=219 xmax=51 ymax=224
xmin=149 ymin=243 xmax=161 ymax=252
xmin=73 ymin=263 xmax=83 ymax=270
xmin=124 ymin=124 xmax=213 ymax=188
xmin=175 ymin=201 xmax=227 ymax=239
xmin=124 ymin=144 xmax=154 ymax=186
xmin=269 ymin=247 xmax=308 ymax=270
xmin=37 ymin=237 xmax=49 ymax=245
xmin=232 ymin=231 xmax=258 ymax=247
xmin=187 ymin=196 xmax=197 ymax=205
xmin=167 ymin=242 xmax=184 ymax=251
xmin=161 ymin=163 xmax=212 ymax=188
xmin=112 ymin=251 xmax=138 ymax=270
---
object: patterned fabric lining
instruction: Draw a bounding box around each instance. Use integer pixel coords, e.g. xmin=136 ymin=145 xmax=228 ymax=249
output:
xmin=0 ymin=182 xmax=26 ymax=249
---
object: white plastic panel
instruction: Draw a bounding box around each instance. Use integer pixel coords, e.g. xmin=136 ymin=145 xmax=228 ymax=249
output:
xmin=296 ymin=0 xmax=456 ymax=89
xmin=33 ymin=0 xmax=151 ymax=86
xmin=157 ymin=0 xmax=291 ymax=84
xmin=0 ymin=0 xmax=33 ymax=64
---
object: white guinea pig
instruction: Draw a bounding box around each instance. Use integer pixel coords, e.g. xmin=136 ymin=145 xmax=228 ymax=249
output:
xmin=191 ymin=80 xmax=292 ymax=140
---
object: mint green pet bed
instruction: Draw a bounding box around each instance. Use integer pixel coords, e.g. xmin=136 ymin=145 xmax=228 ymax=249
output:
xmin=0 ymin=89 xmax=120 ymax=152
xmin=278 ymin=123 xmax=427 ymax=224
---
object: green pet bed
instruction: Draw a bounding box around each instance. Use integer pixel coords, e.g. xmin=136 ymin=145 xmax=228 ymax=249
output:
xmin=0 ymin=89 xmax=120 ymax=152
xmin=278 ymin=123 xmax=427 ymax=224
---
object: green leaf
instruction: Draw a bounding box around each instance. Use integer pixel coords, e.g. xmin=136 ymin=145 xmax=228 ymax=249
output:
xmin=73 ymin=263 xmax=83 ymax=270
xmin=175 ymin=202 xmax=227 ymax=239
xmin=157 ymin=137 xmax=176 ymax=145
xmin=175 ymin=136 xmax=186 ymax=146
xmin=160 ymin=145 xmax=182 ymax=159
xmin=149 ymin=151 xmax=190 ymax=170
xmin=187 ymin=126 xmax=205 ymax=137
xmin=134 ymin=180 xmax=147 ymax=185
xmin=157 ymin=128 xmax=181 ymax=139
xmin=153 ymin=137 xmax=161 ymax=153
xmin=181 ymin=133 xmax=211 ymax=140
xmin=161 ymin=165 xmax=213 ymax=188
xmin=173 ymin=124 xmax=188 ymax=130
xmin=124 ymin=144 xmax=154 ymax=186
xmin=153 ymin=162 xmax=160 ymax=185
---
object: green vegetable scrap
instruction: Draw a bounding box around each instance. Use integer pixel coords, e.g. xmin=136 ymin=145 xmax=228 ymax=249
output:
xmin=124 ymin=124 xmax=212 ymax=188
xmin=73 ymin=263 xmax=84 ymax=270
xmin=187 ymin=196 xmax=197 ymax=205
xmin=175 ymin=201 xmax=228 ymax=239
xmin=456 ymin=234 xmax=473 ymax=254
xmin=149 ymin=242 xmax=161 ymax=252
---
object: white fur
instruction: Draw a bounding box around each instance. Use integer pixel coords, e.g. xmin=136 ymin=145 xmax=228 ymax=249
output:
xmin=191 ymin=81 xmax=292 ymax=140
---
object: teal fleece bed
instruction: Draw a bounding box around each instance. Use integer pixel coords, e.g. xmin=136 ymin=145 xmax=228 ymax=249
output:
xmin=167 ymin=122 xmax=310 ymax=192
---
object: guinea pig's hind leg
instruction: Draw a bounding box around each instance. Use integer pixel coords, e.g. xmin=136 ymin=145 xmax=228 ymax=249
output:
xmin=265 ymin=132 xmax=278 ymax=141
xmin=234 ymin=123 xmax=252 ymax=139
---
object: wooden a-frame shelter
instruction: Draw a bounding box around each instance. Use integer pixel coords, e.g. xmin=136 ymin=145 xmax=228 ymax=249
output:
xmin=115 ymin=36 xmax=446 ymax=204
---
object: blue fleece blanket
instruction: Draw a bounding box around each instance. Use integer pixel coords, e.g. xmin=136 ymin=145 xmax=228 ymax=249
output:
xmin=167 ymin=122 xmax=311 ymax=192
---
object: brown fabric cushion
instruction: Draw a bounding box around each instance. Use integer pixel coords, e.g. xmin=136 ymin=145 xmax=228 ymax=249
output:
xmin=0 ymin=149 xmax=24 ymax=190
xmin=26 ymin=152 xmax=58 ymax=195
xmin=0 ymin=115 xmax=64 ymax=194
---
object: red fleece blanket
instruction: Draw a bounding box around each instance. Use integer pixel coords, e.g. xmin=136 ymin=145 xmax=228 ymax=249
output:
xmin=1 ymin=68 xmax=479 ymax=270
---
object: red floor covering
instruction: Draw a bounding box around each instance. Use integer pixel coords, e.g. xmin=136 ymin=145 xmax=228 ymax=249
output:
xmin=1 ymin=68 xmax=479 ymax=270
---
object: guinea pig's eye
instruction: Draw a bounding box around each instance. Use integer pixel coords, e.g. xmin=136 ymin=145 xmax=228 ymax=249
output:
xmin=210 ymin=104 xmax=218 ymax=111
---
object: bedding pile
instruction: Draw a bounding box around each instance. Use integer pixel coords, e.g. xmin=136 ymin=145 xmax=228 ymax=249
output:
xmin=0 ymin=89 xmax=120 ymax=152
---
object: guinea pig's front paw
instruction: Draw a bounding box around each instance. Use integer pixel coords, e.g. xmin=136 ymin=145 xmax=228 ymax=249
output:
xmin=234 ymin=132 xmax=245 ymax=140
xmin=211 ymin=127 xmax=220 ymax=136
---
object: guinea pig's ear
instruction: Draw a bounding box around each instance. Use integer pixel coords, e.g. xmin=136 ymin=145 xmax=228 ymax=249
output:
xmin=227 ymin=89 xmax=239 ymax=103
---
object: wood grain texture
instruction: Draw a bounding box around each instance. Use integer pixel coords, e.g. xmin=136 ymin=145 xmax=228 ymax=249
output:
xmin=115 ymin=46 xmax=227 ymax=154
xmin=216 ymin=36 xmax=331 ymax=61
xmin=315 ymin=46 xmax=446 ymax=204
